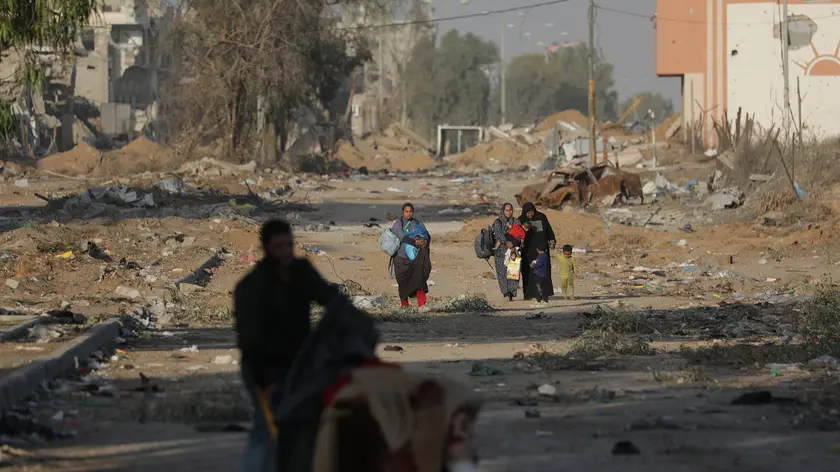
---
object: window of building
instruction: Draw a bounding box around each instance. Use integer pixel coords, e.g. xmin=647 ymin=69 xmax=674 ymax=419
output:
xmin=351 ymin=104 xmax=361 ymax=117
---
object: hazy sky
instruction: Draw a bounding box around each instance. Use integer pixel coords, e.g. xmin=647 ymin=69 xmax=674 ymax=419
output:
xmin=427 ymin=0 xmax=682 ymax=108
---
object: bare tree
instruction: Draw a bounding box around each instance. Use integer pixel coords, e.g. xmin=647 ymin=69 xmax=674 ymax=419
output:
xmin=158 ymin=0 xmax=371 ymax=161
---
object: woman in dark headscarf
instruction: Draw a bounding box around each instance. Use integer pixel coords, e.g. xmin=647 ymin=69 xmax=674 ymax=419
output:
xmin=519 ymin=202 xmax=556 ymax=302
xmin=390 ymin=202 xmax=432 ymax=312
xmin=491 ymin=202 xmax=520 ymax=301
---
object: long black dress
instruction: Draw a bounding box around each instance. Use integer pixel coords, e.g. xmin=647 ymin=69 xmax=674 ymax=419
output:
xmin=491 ymin=204 xmax=520 ymax=299
xmin=519 ymin=202 xmax=556 ymax=301
xmin=390 ymin=218 xmax=432 ymax=300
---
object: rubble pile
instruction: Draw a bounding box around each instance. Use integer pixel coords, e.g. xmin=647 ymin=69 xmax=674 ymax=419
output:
xmin=445 ymin=140 xmax=542 ymax=172
xmin=335 ymin=123 xmax=437 ymax=172
xmin=328 ymin=108 xmax=690 ymax=175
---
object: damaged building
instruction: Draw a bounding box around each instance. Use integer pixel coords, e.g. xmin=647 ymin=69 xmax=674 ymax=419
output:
xmin=656 ymin=0 xmax=840 ymax=147
xmin=1 ymin=0 xmax=172 ymax=154
xmin=74 ymin=0 xmax=172 ymax=143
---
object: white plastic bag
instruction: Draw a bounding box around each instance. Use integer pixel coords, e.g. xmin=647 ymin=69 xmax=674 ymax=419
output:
xmin=379 ymin=228 xmax=401 ymax=257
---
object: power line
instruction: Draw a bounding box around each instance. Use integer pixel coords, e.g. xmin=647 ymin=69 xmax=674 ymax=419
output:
xmin=595 ymin=3 xmax=840 ymax=25
xmin=335 ymin=0 xmax=573 ymax=31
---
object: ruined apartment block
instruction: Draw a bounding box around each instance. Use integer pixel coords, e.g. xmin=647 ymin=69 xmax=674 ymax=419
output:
xmin=340 ymin=3 xmax=437 ymax=137
xmin=75 ymin=0 xmax=170 ymax=136
xmin=656 ymin=0 xmax=840 ymax=146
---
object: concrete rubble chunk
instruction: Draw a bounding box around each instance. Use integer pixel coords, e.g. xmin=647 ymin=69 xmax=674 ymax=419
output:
xmin=114 ymin=285 xmax=142 ymax=300
xmin=707 ymin=188 xmax=746 ymax=210
xmin=351 ymin=295 xmax=385 ymax=311
xmin=716 ymin=150 xmax=735 ymax=170
xmin=29 ymin=324 xmax=62 ymax=342
xmin=178 ymin=283 xmax=204 ymax=294
xmin=5 ymin=278 xmax=19 ymax=290
xmin=154 ymin=176 xmax=188 ymax=195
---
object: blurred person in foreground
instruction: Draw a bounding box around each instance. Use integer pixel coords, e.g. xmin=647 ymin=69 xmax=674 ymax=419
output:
xmin=233 ymin=219 xmax=341 ymax=472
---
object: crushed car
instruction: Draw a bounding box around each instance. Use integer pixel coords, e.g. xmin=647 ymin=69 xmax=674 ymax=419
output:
xmin=515 ymin=162 xmax=644 ymax=210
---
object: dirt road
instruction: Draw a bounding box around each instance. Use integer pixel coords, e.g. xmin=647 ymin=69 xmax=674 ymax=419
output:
xmin=2 ymin=170 xmax=840 ymax=471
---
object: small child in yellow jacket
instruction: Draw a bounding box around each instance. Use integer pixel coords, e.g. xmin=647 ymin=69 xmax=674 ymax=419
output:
xmin=555 ymin=244 xmax=577 ymax=300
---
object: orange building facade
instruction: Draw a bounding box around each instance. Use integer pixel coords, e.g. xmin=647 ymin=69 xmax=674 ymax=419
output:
xmin=656 ymin=0 xmax=840 ymax=146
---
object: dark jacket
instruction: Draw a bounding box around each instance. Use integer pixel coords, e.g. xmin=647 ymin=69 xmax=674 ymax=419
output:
xmin=233 ymin=257 xmax=339 ymax=388
xmin=532 ymin=252 xmax=550 ymax=278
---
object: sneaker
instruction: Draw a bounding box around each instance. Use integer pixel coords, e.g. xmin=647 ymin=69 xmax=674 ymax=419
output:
xmin=418 ymin=305 xmax=431 ymax=313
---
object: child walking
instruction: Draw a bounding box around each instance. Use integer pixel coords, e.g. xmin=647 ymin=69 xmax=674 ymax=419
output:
xmin=555 ymin=244 xmax=577 ymax=300
xmin=529 ymin=243 xmax=551 ymax=305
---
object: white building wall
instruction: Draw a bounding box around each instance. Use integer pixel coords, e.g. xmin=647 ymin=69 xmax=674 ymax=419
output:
xmin=727 ymin=3 xmax=840 ymax=138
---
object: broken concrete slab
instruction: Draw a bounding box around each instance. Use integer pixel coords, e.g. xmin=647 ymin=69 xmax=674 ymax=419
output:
xmin=114 ymin=286 xmax=142 ymax=300
xmin=0 ymin=319 xmax=122 ymax=412
xmin=716 ymin=150 xmax=736 ymax=170
xmin=708 ymin=188 xmax=746 ymax=210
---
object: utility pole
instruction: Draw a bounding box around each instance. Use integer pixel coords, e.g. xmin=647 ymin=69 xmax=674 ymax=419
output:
xmin=377 ymin=5 xmax=386 ymax=131
xmin=378 ymin=29 xmax=384 ymax=130
xmin=781 ymin=0 xmax=791 ymax=131
xmin=587 ymin=0 xmax=597 ymax=166
xmin=500 ymin=16 xmax=506 ymax=126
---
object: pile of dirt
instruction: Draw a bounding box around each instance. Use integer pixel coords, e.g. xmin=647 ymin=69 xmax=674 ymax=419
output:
xmin=37 ymin=137 xmax=174 ymax=177
xmin=537 ymin=109 xmax=589 ymax=131
xmin=99 ymin=136 xmax=172 ymax=175
xmin=390 ymin=154 xmax=437 ymax=171
xmin=334 ymin=139 xmax=436 ymax=172
xmin=448 ymin=141 xmax=544 ymax=171
xmin=37 ymin=141 xmax=102 ymax=176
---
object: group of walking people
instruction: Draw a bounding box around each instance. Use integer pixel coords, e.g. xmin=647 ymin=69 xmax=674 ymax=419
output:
xmin=387 ymin=200 xmax=576 ymax=308
xmin=491 ymin=202 xmax=576 ymax=304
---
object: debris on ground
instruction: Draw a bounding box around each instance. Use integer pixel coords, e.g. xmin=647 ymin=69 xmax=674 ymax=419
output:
xmin=469 ymin=362 xmax=504 ymax=376
xmin=438 ymin=294 xmax=496 ymax=313
xmin=708 ymin=188 xmax=746 ymax=210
